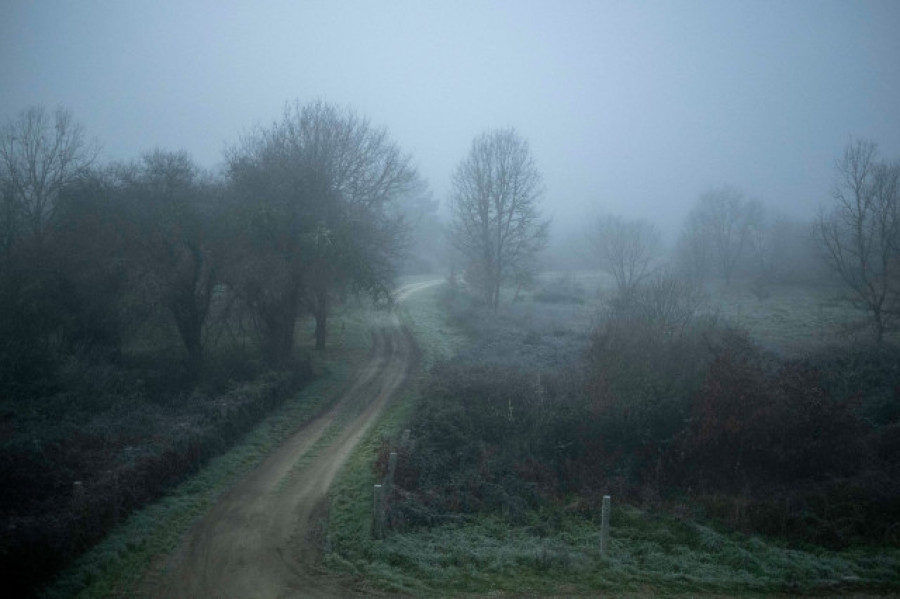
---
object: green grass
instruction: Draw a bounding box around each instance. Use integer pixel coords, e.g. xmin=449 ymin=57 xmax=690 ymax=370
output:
xmin=703 ymin=280 xmax=890 ymax=355
xmin=533 ymin=270 xmax=895 ymax=355
xmin=41 ymin=304 xmax=375 ymax=599
xmin=398 ymin=280 xmax=465 ymax=368
xmin=328 ymin=491 xmax=900 ymax=596
xmin=322 ymin=283 xmax=455 ymax=583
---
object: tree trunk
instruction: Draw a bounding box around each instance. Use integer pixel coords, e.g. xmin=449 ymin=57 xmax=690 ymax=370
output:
xmin=171 ymin=299 xmax=203 ymax=381
xmin=260 ymin=285 xmax=299 ymax=367
xmin=314 ymin=290 xmax=328 ymax=350
xmin=874 ymin=307 xmax=885 ymax=345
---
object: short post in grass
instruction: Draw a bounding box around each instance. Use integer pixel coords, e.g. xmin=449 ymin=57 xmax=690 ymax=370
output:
xmin=373 ymin=484 xmax=385 ymax=539
xmin=600 ymin=495 xmax=611 ymax=557
xmin=386 ymin=451 xmax=398 ymax=492
xmin=401 ymin=429 xmax=411 ymax=446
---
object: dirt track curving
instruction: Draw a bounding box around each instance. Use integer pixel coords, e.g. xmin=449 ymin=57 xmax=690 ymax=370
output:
xmin=153 ymin=281 xmax=441 ymax=598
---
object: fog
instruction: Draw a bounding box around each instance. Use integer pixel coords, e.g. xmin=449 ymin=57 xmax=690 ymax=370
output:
xmin=4 ymin=0 xmax=899 ymax=241
xmin=7 ymin=3 xmax=900 ymax=595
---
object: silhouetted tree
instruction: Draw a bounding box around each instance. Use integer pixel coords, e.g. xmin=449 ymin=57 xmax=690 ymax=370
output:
xmin=590 ymin=214 xmax=661 ymax=293
xmin=0 ymin=106 xmax=97 ymax=248
xmin=677 ymin=185 xmax=762 ymax=285
xmin=0 ymin=108 xmax=100 ymax=395
xmin=117 ymin=150 xmax=223 ymax=377
xmin=449 ymin=128 xmax=548 ymax=309
xmin=227 ymin=100 xmax=416 ymax=356
xmin=817 ymin=139 xmax=900 ymax=344
xmin=51 ymin=169 xmax=129 ymax=355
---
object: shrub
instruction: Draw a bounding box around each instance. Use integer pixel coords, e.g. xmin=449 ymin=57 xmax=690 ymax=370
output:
xmin=388 ymin=363 xmax=581 ymax=528
xmin=0 ymin=364 xmax=310 ymax=597
xmin=584 ymin=274 xmax=717 ymax=450
xmin=677 ymin=342 xmax=868 ymax=491
xmin=532 ymin=274 xmax=586 ymax=305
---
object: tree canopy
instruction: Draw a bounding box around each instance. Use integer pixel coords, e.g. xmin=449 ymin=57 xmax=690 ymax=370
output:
xmin=449 ymin=128 xmax=548 ymax=309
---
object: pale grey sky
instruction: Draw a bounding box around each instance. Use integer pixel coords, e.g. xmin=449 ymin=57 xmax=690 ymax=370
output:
xmin=3 ymin=0 xmax=899 ymax=238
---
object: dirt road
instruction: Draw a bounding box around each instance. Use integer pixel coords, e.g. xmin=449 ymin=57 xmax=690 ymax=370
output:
xmin=154 ymin=281 xmax=441 ymax=598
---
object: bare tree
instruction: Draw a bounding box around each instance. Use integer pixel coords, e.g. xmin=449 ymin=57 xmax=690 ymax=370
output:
xmin=817 ymin=139 xmax=900 ymax=344
xmin=117 ymin=150 xmax=223 ymax=377
xmin=590 ymin=214 xmax=661 ymax=293
xmin=0 ymin=106 xmax=97 ymax=247
xmin=678 ymin=185 xmax=761 ymax=285
xmin=674 ymin=212 xmax=712 ymax=283
xmin=0 ymin=174 xmax=16 ymax=258
xmin=449 ymin=128 xmax=549 ymax=309
xmin=228 ymin=100 xmax=416 ymax=355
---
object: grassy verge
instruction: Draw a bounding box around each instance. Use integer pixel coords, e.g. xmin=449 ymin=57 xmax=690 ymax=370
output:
xmin=322 ymin=282 xmax=461 ymax=589
xmin=327 ymin=504 xmax=900 ymax=596
xmin=41 ymin=304 xmax=374 ymax=599
xmin=398 ymin=280 xmax=464 ymax=368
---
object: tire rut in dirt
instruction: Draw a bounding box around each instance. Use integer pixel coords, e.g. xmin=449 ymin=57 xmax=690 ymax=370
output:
xmin=154 ymin=322 xmax=414 ymax=599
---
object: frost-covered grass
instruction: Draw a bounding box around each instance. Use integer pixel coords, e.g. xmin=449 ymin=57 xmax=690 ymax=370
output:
xmin=531 ymin=270 xmax=891 ymax=356
xmin=703 ymin=280 xmax=894 ymax=355
xmin=324 ymin=274 xmax=900 ymax=597
xmin=397 ymin=278 xmax=465 ymax=367
xmin=329 ymin=499 xmax=900 ymax=596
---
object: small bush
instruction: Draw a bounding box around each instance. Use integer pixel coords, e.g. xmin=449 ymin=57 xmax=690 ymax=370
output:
xmin=584 ymin=274 xmax=717 ymax=450
xmin=677 ymin=347 xmax=868 ymax=490
xmin=532 ymin=274 xmax=586 ymax=305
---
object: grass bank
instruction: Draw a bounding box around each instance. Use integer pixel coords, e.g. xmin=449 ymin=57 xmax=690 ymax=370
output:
xmin=329 ymin=506 xmax=900 ymax=596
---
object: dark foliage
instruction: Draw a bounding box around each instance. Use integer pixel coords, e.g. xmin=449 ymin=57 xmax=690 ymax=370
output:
xmin=0 ymin=365 xmax=310 ymax=597
xmin=391 ymin=284 xmax=900 ymax=549
xmin=1 ymin=101 xmax=422 ymax=594
xmin=386 ymin=363 xmax=582 ymax=530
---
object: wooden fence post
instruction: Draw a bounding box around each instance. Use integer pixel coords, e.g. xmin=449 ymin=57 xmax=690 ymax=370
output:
xmin=600 ymin=495 xmax=611 ymax=557
xmin=386 ymin=452 xmax=397 ymax=489
xmin=373 ymin=484 xmax=385 ymax=539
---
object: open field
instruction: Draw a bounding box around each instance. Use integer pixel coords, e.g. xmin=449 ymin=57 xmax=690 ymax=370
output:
xmin=528 ymin=270 xmax=893 ymax=355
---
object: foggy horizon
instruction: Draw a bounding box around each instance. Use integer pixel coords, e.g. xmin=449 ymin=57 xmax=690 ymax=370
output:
xmin=3 ymin=0 xmax=900 ymax=241
xmin=6 ymin=3 xmax=900 ymax=595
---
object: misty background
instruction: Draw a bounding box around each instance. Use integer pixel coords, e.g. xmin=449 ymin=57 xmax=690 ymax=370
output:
xmin=6 ymin=2 xmax=900 ymax=596
xmin=3 ymin=0 xmax=899 ymax=243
